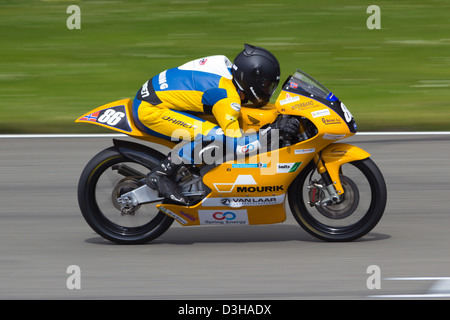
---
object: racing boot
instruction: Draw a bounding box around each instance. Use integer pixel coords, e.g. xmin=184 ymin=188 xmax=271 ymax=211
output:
xmin=146 ymin=155 xmax=190 ymax=206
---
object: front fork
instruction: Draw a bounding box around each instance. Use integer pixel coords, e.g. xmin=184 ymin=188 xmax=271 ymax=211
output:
xmin=308 ymin=154 xmax=341 ymax=207
xmin=308 ymin=143 xmax=371 ymax=207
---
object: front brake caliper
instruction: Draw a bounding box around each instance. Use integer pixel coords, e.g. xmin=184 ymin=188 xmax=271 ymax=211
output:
xmin=308 ymin=179 xmax=340 ymax=207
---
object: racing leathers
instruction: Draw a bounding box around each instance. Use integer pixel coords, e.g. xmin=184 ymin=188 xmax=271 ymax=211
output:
xmin=132 ymin=55 xmax=264 ymax=164
xmin=132 ymin=55 xmax=296 ymax=205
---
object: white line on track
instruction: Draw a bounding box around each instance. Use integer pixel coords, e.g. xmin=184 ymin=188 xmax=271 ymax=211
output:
xmin=385 ymin=277 xmax=450 ymax=281
xmin=369 ymin=277 xmax=450 ymax=299
xmin=1 ymin=132 xmax=450 ymax=139
xmin=371 ymin=293 xmax=450 ymax=298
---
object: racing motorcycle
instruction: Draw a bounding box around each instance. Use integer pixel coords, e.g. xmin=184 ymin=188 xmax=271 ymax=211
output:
xmin=76 ymin=69 xmax=387 ymax=244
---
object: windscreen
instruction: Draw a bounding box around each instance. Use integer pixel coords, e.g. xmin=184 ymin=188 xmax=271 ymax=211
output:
xmin=282 ymin=70 xmax=357 ymax=133
xmin=288 ymin=70 xmax=336 ymax=101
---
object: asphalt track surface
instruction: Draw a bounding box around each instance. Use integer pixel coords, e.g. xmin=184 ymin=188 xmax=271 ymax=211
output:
xmin=1 ymin=133 xmax=450 ymax=300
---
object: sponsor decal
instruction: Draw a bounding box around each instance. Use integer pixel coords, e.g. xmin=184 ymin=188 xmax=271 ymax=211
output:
xmin=141 ymin=80 xmax=150 ymax=98
xmin=231 ymin=163 xmax=267 ymax=168
xmin=311 ymin=109 xmax=331 ymax=118
xmin=179 ymin=211 xmax=197 ymax=222
xmin=295 ymin=148 xmax=315 ymax=154
xmin=162 ymin=115 xmax=197 ymax=130
xmin=276 ymin=162 xmax=302 ymax=173
xmin=279 ymin=93 xmax=300 ymax=106
xmin=331 ymin=148 xmax=348 ymax=156
xmin=158 ymin=70 xmax=168 ymax=90
xmin=322 ymin=118 xmax=342 ymax=125
xmin=236 ymin=140 xmax=260 ymax=155
xmin=238 ymin=144 xmax=254 ymax=154
xmin=198 ymin=210 xmax=249 ymax=225
xmin=159 ymin=206 xmax=187 ymax=225
xmin=202 ymin=194 xmax=286 ymax=207
xmin=199 ymin=58 xmax=208 ymax=65
xmin=323 ymin=133 xmax=346 ymax=140
xmin=212 ymin=174 xmax=284 ymax=194
xmin=237 ymin=185 xmax=284 ymax=193
xmin=291 ymin=100 xmax=315 ymax=110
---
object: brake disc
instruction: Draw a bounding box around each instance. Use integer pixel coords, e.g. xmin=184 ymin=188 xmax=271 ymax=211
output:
xmin=316 ymin=175 xmax=360 ymax=220
xmin=111 ymin=177 xmax=142 ymax=215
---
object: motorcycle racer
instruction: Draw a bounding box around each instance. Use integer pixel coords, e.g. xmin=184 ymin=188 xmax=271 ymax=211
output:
xmin=132 ymin=44 xmax=300 ymax=205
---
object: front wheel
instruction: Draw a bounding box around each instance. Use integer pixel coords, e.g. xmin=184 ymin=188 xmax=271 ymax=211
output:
xmin=288 ymin=158 xmax=387 ymax=241
xmin=78 ymin=146 xmax=174 ymax=244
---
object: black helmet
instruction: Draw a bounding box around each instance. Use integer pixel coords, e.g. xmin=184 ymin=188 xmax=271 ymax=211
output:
xmin=232 ymin=44 xmax=281 ymax=107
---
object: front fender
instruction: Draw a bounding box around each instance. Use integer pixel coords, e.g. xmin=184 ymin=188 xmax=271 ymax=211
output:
xmin=321 ymin=143 xmax=371 ymax=194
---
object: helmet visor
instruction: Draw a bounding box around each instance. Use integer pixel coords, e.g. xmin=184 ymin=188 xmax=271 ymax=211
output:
xmin=262 ymin=79 xmax=279 ymax=98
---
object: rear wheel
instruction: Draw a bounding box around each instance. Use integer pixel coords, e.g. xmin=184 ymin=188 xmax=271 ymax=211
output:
xmin=288 ymin=158 xmax=387 ymax=241
xmin=78 ymin=147 xmax=174 ymax=244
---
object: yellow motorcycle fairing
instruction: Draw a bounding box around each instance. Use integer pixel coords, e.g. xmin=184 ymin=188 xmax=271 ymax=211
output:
xmin=75 ymin=78 xmax=371 ymax=227
xmin=75 ymin=99 xmax=279 ymax=148
xmin=75 ymin=98 xmax=176 ymax=150
xmin=155 ymin=142 xmax=370 ymax=227
xmin=317 ymin=143 xmax=371 ymax=194
xmin=156 ymin=145 xmax=315 ymax=226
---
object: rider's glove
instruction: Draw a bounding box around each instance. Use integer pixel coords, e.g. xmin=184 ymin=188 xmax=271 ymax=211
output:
xmin=271 ymin=115 xmax=300 ymax=139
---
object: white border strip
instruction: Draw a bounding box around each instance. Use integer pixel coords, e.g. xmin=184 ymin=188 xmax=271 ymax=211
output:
xmin=0 ymin=132 xmax=450 ymax=139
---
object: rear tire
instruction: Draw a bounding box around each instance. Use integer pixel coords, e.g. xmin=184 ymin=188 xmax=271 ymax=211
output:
xmin=288 ymin=158 xmax=387 ymax=241
xmin=78 ymin=147 xmax=174 ymax=244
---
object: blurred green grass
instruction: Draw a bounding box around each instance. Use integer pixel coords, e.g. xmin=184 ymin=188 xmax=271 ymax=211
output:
xmin=0 ymin=0 xmax=449 ymax=133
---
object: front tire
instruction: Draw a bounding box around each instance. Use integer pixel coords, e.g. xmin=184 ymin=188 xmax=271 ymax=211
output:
xmin=78 ymin=147 xmax=174 ymax=244
xmin=288 ymin=158 xmax=387 ymax=241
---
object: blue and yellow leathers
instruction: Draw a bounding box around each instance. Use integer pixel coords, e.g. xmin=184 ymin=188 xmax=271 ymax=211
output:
xmin=132 ymin=55 xmax=260 ymax=164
